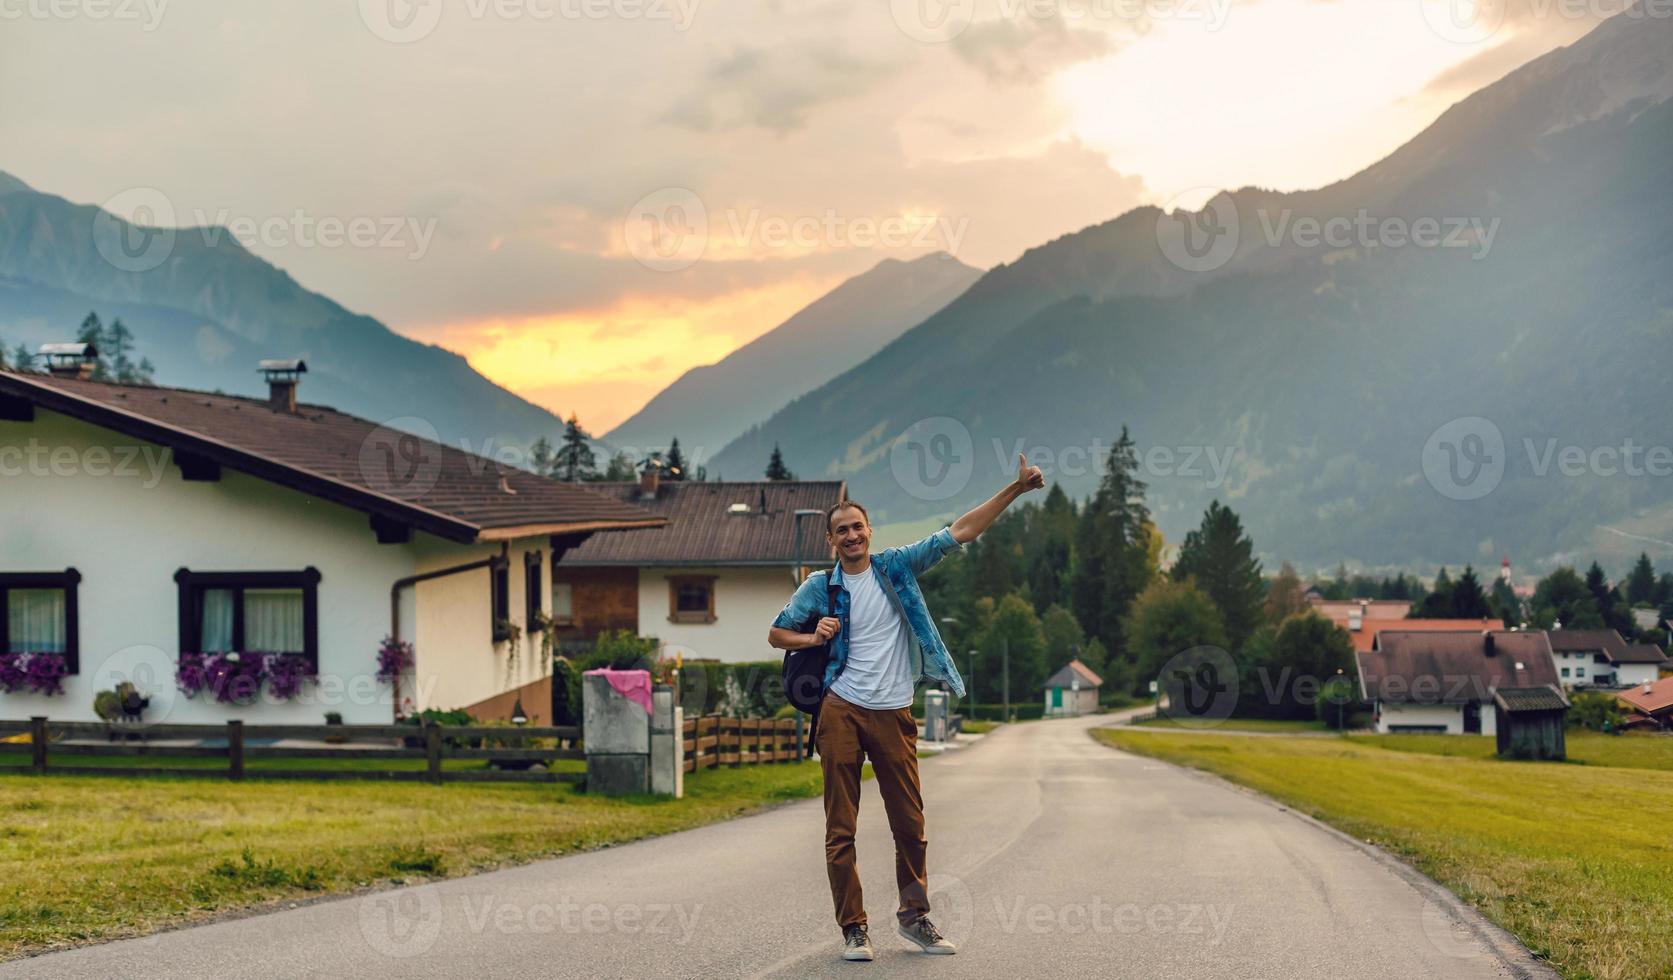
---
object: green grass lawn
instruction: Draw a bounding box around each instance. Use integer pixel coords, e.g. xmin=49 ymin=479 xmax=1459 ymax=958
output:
xmin=1093 ymin=728 xmax=1673 ymax=980
xmin=0 ymin=761 xmax=826 ymax=960
xmin=959 ymin=720 xmax=1000 ymax=735
xmin=1130 ymin=715 xmax=1334 ymax=734
xmin=1351 ymin=731 xmax=1673 ymax=772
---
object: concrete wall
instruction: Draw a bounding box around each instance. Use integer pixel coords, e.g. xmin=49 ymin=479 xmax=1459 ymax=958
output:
xmin=638 ymin=566 xmax=796 ymax=664
xmin=1377 ymin=702 xmax=1464 ymax=734
xmin=1616 ymin=663 xmax=1660 ymax=687
xmin=1043 ymin=687 xmax=1099 ymax=717
xmin=1376 ymin=702 xmax=1498 ymax=735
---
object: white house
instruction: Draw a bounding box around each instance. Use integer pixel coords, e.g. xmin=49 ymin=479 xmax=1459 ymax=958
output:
xmin=1547 ymin=629 xmax=1661 ymax=689
xmin=552 ymin=472 xmax=843 ymax=664
xmin=1613 ymin=643 xmax=1669 ymax=687
xmin=1356 ymin=630 xmax=1566 ymax=735
xmin=0 ymin=355 xmax=664 ymax=725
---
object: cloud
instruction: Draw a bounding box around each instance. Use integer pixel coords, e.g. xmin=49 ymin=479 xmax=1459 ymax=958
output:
xmin=661 ymin=43 xmax=905 ymax=133
xmin=949 ymin=12 xmax=1123 ymax=84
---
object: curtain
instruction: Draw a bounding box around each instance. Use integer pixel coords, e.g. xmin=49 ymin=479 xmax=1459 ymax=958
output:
xmin=198 ymin=588 xmax=236 ymax=652
xmin=6 ymin=589 xmax=65 ymax=653
xmin=244 ymin=588 xmax=304 ymax=653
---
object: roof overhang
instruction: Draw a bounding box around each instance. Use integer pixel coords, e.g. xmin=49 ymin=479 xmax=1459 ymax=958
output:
xmin=0 ymin=372 xmax=659 ymax=546
xmin=477 ymin=518 xmax=667 ymax=542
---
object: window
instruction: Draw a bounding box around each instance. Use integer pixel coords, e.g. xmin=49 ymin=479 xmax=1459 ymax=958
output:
xmin=490 ymin=558 xmax=511 ymax=642
xmin=175 ymin=569 xmax=319 ymax=668
xmin=667 ymin=575 xmax=716 ymax=624
xmin=524 ymin=551 xmax=543 ymax=626
xmin=0 ymin=570 xmax=81 ymax=673
xmin=551 ymin=581 xmax=574 ymax=625
xmin=1576 ymin=666 xmax=1586 ymax=678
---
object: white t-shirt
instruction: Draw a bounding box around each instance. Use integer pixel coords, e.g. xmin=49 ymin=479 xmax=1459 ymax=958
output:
xmin=829 ymin=563 xmax=916 ymax=710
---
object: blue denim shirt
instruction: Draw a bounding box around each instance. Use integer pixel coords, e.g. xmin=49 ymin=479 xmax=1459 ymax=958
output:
xmin=771 ymin=527 xmax=967 ymax=698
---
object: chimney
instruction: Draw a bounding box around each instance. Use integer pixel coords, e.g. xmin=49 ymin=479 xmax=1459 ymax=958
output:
xmin=1646 ymin=682 xmax=1656 ymax=695
xmin=40 ymin=343 xmax=98 ymax=381
xmin=258 ymin=359 xmax=307 ymax=414
xmin=639 ymin=459 xmax=661 ymax=499
xmin=1483 ymin=631 xmax=1496 ymax=656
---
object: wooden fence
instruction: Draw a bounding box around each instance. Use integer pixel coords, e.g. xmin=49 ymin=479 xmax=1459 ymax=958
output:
xmin=682 ymin=715 xmax=805 ymax=772
xmin=0 ymin=717 xmax=584 ymax=784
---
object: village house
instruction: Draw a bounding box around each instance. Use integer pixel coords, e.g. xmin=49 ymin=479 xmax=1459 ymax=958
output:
xmin=1548 ymin=629 xmax=1663 ymax=688
xmin=1042 ymin=659 xmax=1102 ymax=717
xmin=1616 ymin=676 xmax=1673 ymax=731
xmin=0 ymin=353 xmax=664 ymax=725
xmin=1355 ymin=630 xmax=1567 ymax=741
xmin=552 ymin=470 xmax=844 ymax=664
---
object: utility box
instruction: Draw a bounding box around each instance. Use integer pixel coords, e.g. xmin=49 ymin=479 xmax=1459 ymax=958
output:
xmin=923 ymin=689 xmax=949 ymax=743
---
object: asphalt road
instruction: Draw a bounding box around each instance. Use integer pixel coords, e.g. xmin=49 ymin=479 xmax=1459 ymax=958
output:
xmin=5 ymin=711 xmax=1554 ymax=979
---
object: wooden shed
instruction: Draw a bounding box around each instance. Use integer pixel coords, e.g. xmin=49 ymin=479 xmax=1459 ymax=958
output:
xmin=1492 ymin=686 xmax=1569 ymax=760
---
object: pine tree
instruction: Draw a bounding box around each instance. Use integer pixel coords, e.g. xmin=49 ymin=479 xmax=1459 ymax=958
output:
xmin=1171 ymin=500 xmax=1265 ymax=648
xmin=1070 ymin=427 xmax=1153 ymax=662
xmin=107 ymin=319 xmax=135 ymax=381
xmin=664 ymin=438 xmax=687 ymax=481
xmin=76 ymin=312 xmax=111 ymax=381
xmin=1451 ymin=565 xmax=1492 ymax=619
xmin=554 ymin=415 xmax=598 ymax=482
xmin=1026 ymin=484 xmax=1075 ymax=612
xmin=764 ymin=443 xmax=795 ymax=480
xmin=599 ymin=451 xmax=637 ymax=481
xmin=10 ymin=345 xmax=31 ymax=372
xmin=1627 ymin=553 xmax=1657 ymax=606
xmin=529 ymin=437 xmax=556 ymax=477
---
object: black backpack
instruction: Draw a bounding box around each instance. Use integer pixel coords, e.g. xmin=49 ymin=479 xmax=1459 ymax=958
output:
xmin=781 ymin=571 xmax=840 ymax=754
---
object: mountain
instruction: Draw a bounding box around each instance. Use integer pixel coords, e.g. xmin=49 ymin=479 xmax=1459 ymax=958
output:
xmin=709 ymin=8 xmax=1673 ymax=572
xmin=602 ymin=253 xmax=980 ymax=466
xmin=0 ymin=176 xmax=565 ymax=448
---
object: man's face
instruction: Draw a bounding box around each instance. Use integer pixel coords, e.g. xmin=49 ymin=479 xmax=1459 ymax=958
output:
xmin=827 ymin=506 xmax=871 ymax=562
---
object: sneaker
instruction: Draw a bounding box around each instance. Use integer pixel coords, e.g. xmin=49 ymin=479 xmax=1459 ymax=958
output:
xmin=842 ymin=924 xmax=875 ymax=962
xmin=898 ymin=915 xmax=957 ymax=955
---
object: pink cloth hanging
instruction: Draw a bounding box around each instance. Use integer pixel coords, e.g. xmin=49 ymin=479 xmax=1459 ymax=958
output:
xmin=584 ymin=667 xmax=653 ymax=715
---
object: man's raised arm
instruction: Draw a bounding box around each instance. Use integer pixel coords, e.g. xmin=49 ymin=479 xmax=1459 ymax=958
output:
xmin=949 ymin=452 xmax=1046 ymax=544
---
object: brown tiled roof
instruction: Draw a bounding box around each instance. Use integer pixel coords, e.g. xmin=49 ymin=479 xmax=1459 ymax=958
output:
xmin=1617 ymin=677 xmax=1673 ymax=715
xmin=1615 ymin=643 xmax=1668 ymax=665
xmin=0 ymin=370 xmax=665 ymax=544
xmin=1356 ymin=630 xmax=1560 ymax=704
xmin=556 ymin=481 xmax=845 ymax=566
xmin=1493 ymin=687 xmax=1570 ymax=713
xmin=1547 ymin=629 xmax=1631 ymax=660
xmin=1329 ymin=616 xmax=1504 ymax=654
xmin=1043 ymin=659 xmax=1103 ymax=689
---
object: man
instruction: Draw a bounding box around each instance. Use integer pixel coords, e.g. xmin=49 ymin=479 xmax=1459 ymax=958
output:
xmin=769 ymin=453 xmax=1046 ymax=962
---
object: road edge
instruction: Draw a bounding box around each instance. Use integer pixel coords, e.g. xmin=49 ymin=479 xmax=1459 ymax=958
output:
xmin=1089 ymin=727 xmax=1561 ymax=980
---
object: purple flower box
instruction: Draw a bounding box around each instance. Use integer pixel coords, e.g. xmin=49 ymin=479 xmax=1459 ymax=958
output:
xmin=0 ymin=652 xmax=69 ymax=696
xmin=175 ymin=652 xmax=315 ymax=705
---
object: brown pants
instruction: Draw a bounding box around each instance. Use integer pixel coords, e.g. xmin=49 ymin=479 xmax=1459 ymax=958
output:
xmin=816 ymin=691 xmax=929 ymax=930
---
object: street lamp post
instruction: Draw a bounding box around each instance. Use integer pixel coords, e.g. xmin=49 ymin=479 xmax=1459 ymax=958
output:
xmin=1335 ymin=666 xmax=1345 ymax=730
xmin=1002 ymin=636 xmax=1010 ymax=722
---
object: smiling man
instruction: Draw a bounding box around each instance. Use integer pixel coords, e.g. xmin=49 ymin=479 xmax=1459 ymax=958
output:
xmin=769 ymin=453 xmax=1046 ymax=962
